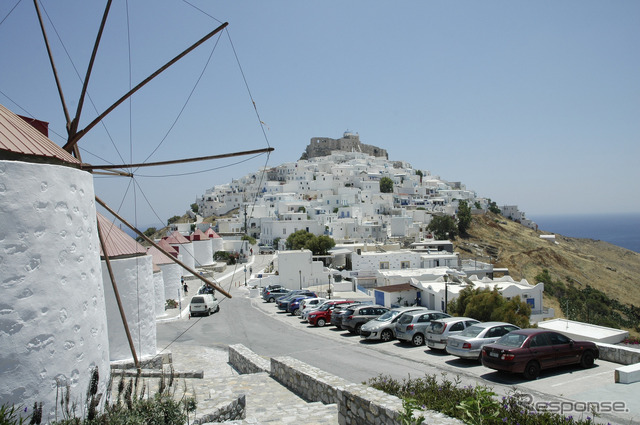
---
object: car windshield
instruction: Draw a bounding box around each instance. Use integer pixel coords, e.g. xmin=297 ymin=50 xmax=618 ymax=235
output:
xmin=191 ymin=297 xmax=204 ymax=303
xmin=376 ymin=310 xmax=400 ymax=321
xmin=459 ymin=325 xmax=484 ymax=338
xmin=496 ymin=333 xmax=528 ymax=347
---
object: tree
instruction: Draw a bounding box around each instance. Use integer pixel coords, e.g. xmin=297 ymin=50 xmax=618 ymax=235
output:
xmin=416 ymin=170 xmax=423 ymax=183
xmin=450 ymin=286 xmax=531 ymax=329
xmin=286 ymin=230 xmax=315 ymax=250
xmin=167 ymin=215 xmax=181 ymax=225
xmin=457 ymin=200 xmax=472 ymax=235
xmin=487 ymin=199 xmax=501 ymax=215
xmin=306 ymin=235 xmax=336 ymax=255
xmin=427 ymin=215 xmax=457 ymax=240
xmin=190 ymin=203 xmax=199 ymax=214
xmin=379 ymin=177 xmax=394 ymax=193
xmin=285 ymin=230 xmax=336 ymax=255
xmin=136 ymin=226 xmax=157 ymax=243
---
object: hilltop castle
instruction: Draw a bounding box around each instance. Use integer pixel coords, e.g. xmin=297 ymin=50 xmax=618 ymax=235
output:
xmin=302 ymin=131 xmax=388 ymax=160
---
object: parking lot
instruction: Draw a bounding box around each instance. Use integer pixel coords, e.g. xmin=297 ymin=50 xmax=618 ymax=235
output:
xmin=252 ymin=294 xmax=640 ymax=425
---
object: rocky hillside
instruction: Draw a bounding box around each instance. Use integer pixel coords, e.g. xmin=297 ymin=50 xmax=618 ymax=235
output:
xmin=456 ymin=213 xmax=640 ymax=331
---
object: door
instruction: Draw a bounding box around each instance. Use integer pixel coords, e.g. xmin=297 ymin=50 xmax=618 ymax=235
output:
xmin=527 ymin=333 xmax=555 ymax=369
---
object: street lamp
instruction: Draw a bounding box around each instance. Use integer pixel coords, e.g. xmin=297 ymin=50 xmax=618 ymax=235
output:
xmin=299 ymin=270 xmax=302 ymax=290
xmin=244 ymin=266 xmax=247 ymax=286
xmin=443 ymin=274 xmax=448 ymax=314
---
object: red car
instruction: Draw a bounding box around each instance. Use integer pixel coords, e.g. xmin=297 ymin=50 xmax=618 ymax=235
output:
xmin=307 ymin=300 xmax=355 ymax=327
xmin=482 ymin=329 xmax=599 ymax=380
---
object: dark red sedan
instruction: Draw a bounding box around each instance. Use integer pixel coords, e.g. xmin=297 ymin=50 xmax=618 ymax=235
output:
xmin=481 ymin=329 xmax=599 ymax=380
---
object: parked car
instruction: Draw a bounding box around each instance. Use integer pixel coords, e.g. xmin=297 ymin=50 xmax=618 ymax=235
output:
xmin=300 ymin=299 xmax=345 ymax=322
xmin=261 ymin=284 xmax=283 ymax=297
xmin=276 ymin=290 xmax=317 ymax=311
xmin=342 ymin=305 xmax=390 ymax=335
xmin=259 ymin=246 xmax=275 ymax=254
xmin=425 ymin=317 xmax=480 ymax=350
xmin=287 ymin=296 xmax=314 ymax=315
xmin=360 ymin=306 xmax=430 ymax=342
xmin=481 ymin=329 xmax=599 ymax=380
xmin=330 ymin=302 xmax=364 ymax=329
xmin=446 ymin=322 xmax=520 ymax=361
xmin=307 ymin=300 xmax=355 ymax=327
xmin=197 ymin=284 xmax=215 ymax=295
xmin=262 ymin=288 xmax=290 ymax=303
xmin=395 ymin=310 xmax=451 ymax=346
xmin=189 ymin=294 xmax=219 ymax=317
xmin=298 ymin=297 xmax=326 ymax=317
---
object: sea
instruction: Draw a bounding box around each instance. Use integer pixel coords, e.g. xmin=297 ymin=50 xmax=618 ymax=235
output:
xmin=531 ymin=213 xmax=640 ymax=254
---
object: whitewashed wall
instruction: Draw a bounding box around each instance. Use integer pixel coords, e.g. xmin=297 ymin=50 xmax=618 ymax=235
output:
xmin=102 ymin=255 xmax=157 ymax=362
xmin=173 ymin=243 xmax=194 ymax=276
xmin=0 ymin=161 xmax=110 ymax=420
xmin=160 ymin=262 xmax=182 ymax=301
xmin=211 ymin=237 xmax=224 ymax=253
xmin=193 ymin=239 xmax=213 ymax=267
xmin=153 ymin=270 xmax=165 ymax=317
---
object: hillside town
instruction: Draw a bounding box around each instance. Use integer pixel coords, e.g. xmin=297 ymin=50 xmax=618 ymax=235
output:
xmin=188 ymin=131 xmax=551 ymax=321
xmin=2 ymin=108 xmax=639 ymax=424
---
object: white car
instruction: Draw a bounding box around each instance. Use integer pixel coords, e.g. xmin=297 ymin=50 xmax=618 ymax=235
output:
xmin=298 ymin=297 xmax=326 ymax=316
xmin=425 ymin=317 xmax=480 ymax=350
xmin=189 ymin=294 xmax=219 ymax=317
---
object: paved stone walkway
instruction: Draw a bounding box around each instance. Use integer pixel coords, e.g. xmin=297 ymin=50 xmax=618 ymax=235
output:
xmin=160 ymin=344 xmax=338 ymax=424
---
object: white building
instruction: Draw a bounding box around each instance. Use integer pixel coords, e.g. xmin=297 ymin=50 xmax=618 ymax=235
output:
xmin=98 ymin=214 xmax=157 ymax=363
xmin=276 ymin=250 xmax=329 ymax=290
xmin=0 ymin=105 xmax=110 ymax=420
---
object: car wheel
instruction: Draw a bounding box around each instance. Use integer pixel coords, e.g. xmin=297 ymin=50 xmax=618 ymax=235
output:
xmin=268 ymin=297 xmax=275 ymax=303
xmin=355 ymin=323 xmax=363 ymax=335
xmin=580 ymin=351 xmax=595 ymax=368
xmin=293 ymin=309 xmax=300 ymax=316
xmin=380 ymin=329 xmax=393 ymax=342
xmin=523 ymin=361 xmax=541 ymax=380
xmin=412 ymin=333 xmax=425 ymax=346
xmin=207 ymin=308 xmax=211 ymax=316
xmin=317 ymin=318 xmax=326 ymax=327
xmin=215 ymin=305 xmax=220 ymax=313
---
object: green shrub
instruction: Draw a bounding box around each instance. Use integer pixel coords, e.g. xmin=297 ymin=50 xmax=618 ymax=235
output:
xmin=368 ymin=374 xmax=603 ymax=425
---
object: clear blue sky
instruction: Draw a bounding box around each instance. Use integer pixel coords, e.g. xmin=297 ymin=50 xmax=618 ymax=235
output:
xmin=1 ymin=1 xmax=638 ymax=229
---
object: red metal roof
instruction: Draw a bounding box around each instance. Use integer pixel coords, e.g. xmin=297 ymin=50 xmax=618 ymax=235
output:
xmin=147 ymin=245 xmax=176 ymax=265
xmin=157 ymin=239 xmax=179 ymax=256
xmin=165 ymin=230 xmax=190 ymax=244
xmin=0 ymin=104 xmax=79 ymax=164
xmin=204 ymin=228 xmax=221 ymax=238
xmin=97 ymin=213 xmax=147 ymax=258
xmin=375 ymin=283 xmax=416 ymax=293
xmin=191 ymin=229 xmax=206 ymax=241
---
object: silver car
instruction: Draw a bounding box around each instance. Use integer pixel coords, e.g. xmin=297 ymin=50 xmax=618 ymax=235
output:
xmin=446 ymin=322 xmax=520 ymax=360
xmin=342 ymin=305 xmax=389 ymax=335
xmin=425 ymin=317 xmax=480 ymax=350
xmin=360 ymin=306 xmax=429 ymax=342
xmin=395 ymin=310 xmax=451 ymax=346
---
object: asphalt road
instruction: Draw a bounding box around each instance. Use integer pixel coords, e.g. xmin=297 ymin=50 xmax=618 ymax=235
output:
xmin=157 ymin=255 xmax=640 ymax=425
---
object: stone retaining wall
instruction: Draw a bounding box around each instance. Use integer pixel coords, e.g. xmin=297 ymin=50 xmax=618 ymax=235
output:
xmin=271 ymin=356 xmax=349 ymax=405
xmin=229 ymin=344 xmax=270 ymax=374
xmin=268 ymin=354 xmax=463 ymax=425
xmin=192 ymin=394 xmax=245 ymax=424
xmin=597 ymin=343 xmax=640 ymax=365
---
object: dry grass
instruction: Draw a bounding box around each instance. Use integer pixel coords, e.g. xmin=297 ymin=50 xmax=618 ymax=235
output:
xmin=456 ymin=213 xmax=640 ymax=328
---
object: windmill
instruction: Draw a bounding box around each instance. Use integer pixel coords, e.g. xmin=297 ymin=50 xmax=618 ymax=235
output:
xmin=0 ymin=1 xmax=273 ymax=416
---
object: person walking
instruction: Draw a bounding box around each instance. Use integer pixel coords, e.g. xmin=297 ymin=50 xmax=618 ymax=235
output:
xmin=182 ymin=277 xmax=188 ymax=295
